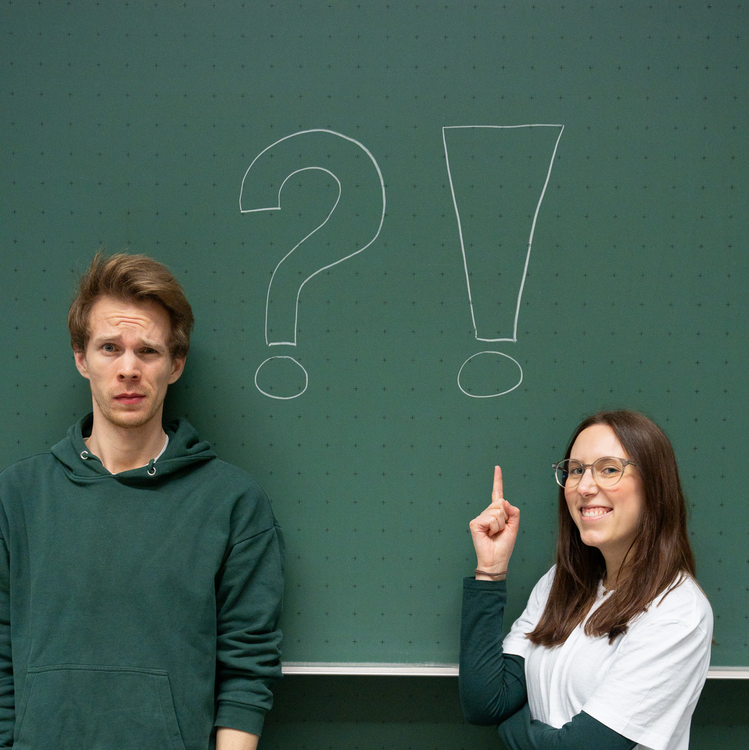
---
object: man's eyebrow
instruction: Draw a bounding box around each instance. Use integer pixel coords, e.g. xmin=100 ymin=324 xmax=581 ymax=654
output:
xmin=90 ymin=333 xmax=123 ymax=345
xmin=139 ymin=340 xmax=168 ymax=351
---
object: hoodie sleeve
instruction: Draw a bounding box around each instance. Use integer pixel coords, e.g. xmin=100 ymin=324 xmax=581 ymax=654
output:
xmin=213 ymin=511 xmax=285 ymax=738
xmin=0 ymin=535 xmax=12 ymax=748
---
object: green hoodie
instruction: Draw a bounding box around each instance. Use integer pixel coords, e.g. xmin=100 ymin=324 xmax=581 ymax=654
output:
xmin=0 ymin=415 xmax=285 ymax=750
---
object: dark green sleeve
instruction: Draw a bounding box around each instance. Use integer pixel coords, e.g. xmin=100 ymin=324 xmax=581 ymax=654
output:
xmin=214 ymin=522 xmax=285 ymax=737
xmin=459 ymin=577 xmax=528 ymax=725
xmin=498 ymin=704 xmax=637 ymax=750
xmin=0 ymin=537 xmax=12 ymax=748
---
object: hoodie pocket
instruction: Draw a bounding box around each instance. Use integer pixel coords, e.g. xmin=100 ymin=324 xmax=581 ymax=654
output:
xmin=15 ymin=665 xmax=187 ymax=750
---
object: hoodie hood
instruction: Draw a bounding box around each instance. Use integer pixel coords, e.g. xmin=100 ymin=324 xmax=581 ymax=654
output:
xmin=50 ymin=414 xmax=217 ymax=484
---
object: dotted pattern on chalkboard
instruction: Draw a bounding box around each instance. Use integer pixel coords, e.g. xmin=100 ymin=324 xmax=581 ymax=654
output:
xmin=1 ymin=2 xmax=746 ymax=667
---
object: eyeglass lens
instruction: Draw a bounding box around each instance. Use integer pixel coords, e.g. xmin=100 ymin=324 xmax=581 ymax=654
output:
xmin=555 ymin=457 xmax=628 ymax=488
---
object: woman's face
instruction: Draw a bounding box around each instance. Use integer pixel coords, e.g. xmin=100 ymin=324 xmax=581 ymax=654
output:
xmin=565 ymin=424 xmax=645 ymax=577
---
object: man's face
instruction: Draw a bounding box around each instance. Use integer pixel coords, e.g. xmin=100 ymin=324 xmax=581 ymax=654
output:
xmin=74 ymin=296 xmax=185 ymax=432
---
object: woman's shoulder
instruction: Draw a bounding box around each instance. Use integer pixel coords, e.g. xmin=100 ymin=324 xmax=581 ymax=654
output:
xmin=646 ymin=574 xmax=713 ymax=629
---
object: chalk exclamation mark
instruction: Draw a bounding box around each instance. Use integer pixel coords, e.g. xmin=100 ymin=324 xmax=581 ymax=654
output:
xmin=443 ymin=124 xmax=564 ymax=397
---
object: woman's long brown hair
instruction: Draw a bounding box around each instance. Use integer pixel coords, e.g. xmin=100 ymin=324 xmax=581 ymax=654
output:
xmin=528 ymin=410 xmax=696 ymax=646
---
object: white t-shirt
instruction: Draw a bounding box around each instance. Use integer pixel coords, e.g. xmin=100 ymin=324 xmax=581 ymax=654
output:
xmin=503 ymin=567 xmax=713 ymax=750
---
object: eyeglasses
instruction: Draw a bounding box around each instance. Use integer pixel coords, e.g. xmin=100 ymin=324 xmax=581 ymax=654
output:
xmin=552 ymin=457 xmax=637 ymax=488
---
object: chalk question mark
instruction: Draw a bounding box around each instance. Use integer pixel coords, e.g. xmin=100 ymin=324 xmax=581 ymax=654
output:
xmin=240 ymin=129 xmax=386 ymax=399
xmin=443 ymin=124 xmax=564 ymax=397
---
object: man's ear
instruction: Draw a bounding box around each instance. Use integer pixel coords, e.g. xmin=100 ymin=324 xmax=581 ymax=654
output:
xmin=168 ymin=356 xmax=186 ymax=385
xmin=74 ymin=350 xmax=90 ymax=380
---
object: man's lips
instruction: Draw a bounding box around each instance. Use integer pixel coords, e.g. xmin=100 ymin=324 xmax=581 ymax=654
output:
xmin=114 ymin=393 xmax=146 ymax=404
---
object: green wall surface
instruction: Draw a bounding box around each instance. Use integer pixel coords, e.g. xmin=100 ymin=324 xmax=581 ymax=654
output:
xmin=2 ymin=0 xmax=746 ymax=676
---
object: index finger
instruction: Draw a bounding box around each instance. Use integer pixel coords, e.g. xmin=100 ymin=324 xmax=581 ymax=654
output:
xmin=492 ymin=465 xmax=504 ymax=503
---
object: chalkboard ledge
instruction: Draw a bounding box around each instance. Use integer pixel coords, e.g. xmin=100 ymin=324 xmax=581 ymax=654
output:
xmin=706 ymin=667 xmax=749 ymax=679
xmin=281 ymin=663 xmax=749 ymax=679
xmin=282 ymin=662 xmax=458 ymax=676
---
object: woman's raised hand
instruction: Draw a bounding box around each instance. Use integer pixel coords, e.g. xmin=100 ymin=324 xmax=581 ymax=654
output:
xmin=468 ymin=465 xmax=520 ymax=579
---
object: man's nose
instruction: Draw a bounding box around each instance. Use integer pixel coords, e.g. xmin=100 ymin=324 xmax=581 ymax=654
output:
xmin=117 ymin=352 xmax=141 ymax=379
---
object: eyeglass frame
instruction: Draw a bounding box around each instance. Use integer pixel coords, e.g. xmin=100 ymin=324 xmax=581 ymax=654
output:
xmin=551 ymin=457 xmax=637 ymax=489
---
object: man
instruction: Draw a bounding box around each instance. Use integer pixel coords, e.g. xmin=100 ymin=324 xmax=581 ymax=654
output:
xmin=0 ymin=252 xmax=285 ymax=749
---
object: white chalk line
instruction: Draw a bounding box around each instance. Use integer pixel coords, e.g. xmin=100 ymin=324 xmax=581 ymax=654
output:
xmin=240 ymin=129 xmax=386 ymax=398
xmin=442 ymin=124 xmax=564 ymax=343
xmin=254 ymin=355 xmax=309 ymax=401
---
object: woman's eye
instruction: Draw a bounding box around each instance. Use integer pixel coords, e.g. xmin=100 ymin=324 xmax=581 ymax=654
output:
xmin=599 ymin=463 xmax=622 ymax=476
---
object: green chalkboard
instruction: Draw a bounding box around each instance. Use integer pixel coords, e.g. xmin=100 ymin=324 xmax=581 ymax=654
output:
xmin=1 ymin=1 xmax=746 ymax=669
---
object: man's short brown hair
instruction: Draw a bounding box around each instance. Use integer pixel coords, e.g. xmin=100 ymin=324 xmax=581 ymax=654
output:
xmin=68 ymin=251 xmax=194 ymax=359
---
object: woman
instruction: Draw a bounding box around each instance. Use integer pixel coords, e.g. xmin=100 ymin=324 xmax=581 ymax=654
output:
xmin=460 ymin=411 xmax=712 ymax=750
